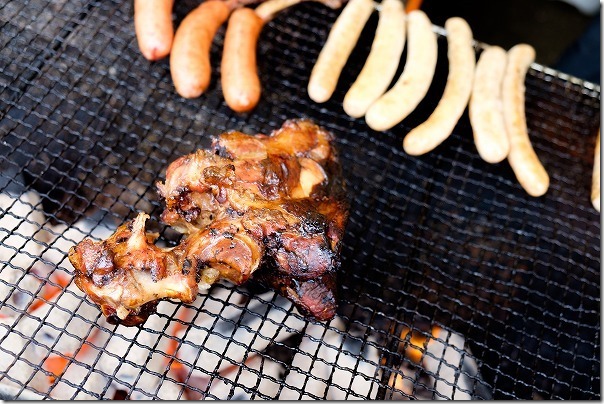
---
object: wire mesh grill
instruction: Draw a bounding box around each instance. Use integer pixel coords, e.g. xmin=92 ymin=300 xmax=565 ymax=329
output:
xmin=0 ymin=0 xmax=600 ymax=400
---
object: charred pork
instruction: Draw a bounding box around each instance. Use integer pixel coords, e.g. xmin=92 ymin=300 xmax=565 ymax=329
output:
xmin=69 ymin=119 xmax=348 ymax=325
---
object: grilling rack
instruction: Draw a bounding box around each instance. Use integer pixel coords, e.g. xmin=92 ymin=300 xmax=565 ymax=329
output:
xmin=0 ymin=0 xmax=600 ymax=400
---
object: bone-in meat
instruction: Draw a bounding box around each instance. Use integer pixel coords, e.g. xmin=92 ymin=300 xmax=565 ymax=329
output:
xmin=69 ymin=119 xmax=348 ymax=326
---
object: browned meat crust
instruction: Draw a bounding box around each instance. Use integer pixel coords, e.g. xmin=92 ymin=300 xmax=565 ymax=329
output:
xmin=69 ymin=119 xmax=348 ymax=326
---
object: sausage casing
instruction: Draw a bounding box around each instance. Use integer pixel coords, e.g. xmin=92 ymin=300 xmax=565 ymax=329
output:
xmin=342 ymin=0 xmax=406 ymax=118
xmin=365 ymin=10 xmax=437 ymax=131
xmin=134 ymin=0 xmax=175 ymax=61
xmin=403 ymin=17 xmax=475 ymax=155
xmin=307 ymin=0 xmax=375 ymax=103
xmin=592 ymin=131 xmax=600 ymax=212
xmin=221 ymin=7 xmax=264 ymax=113
xmin=170 ymin=1 xmax=231 ymax=99
xmin=469 ymin=45 xmax=509 ymax=163
xmin=502 ymin=44 xmax=549 ymax=197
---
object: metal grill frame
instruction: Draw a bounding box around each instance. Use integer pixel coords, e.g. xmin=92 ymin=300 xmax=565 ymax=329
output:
xmin=0 ymin=0 xmax=600 ymax=400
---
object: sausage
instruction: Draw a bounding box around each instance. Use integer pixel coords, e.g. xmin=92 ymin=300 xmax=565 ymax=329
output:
xmin=221 ymin=7 xmax=264 ymax=112
xmin=227 ymin=0 xmax=304 ymax=114
xmin=170 ymin=1 xmax=231 ymax=99
xmin=134 ymin=0 xmax=175 ymax=61
xmin=469 ymin=45 xmax=510 ymax=163
xmin=255 ymin=0 xmax=343 ymax=19
xmin=342 ymin=0 xmax=406 ymax=118
xmin=502 ymin=44 xmax=549 ymax=197
xmin=222 ymin=0 xmax=332 ymax=113
xmin=402 ymin=17 xmax=475 ymax=156
xmin=254 ymin=0 xmax=302 ymax=20
xmin=307 ymin=0 xmax=375 ymax=103
xmin=365 ymin=10 xmax=437 ymax=131
xmin=592 ymin=130 xmax=600 ymax=212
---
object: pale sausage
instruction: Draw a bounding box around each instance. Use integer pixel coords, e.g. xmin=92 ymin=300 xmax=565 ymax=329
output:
xmin=469 ymin=45 xmax=509 ymax=163
xmin=403 ymin=17 xmax=475 ymax=155
xmin=365 ymin=10 xmax=437 ymax=131
xmin=307 ymin=0 xmax=375 ymax=103
xmin=502 ymin=44 xmax=549 ymax=197
xmin=342 ymin=0 xmax=406 ymax=118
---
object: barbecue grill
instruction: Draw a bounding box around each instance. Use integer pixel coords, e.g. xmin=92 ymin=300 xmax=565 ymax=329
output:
xmin=0 ymin=0 xmax=600 ymax=400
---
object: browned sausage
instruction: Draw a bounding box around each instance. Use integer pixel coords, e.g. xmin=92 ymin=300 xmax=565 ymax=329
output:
xmin=134 ymin=0 xmax=175 ymax=61
xmin=221 ymin=7 xmax=264 ymax=112
xmin=170 ymin=1 xmax=232 ymax=99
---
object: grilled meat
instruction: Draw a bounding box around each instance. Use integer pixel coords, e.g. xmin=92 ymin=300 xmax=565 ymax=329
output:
xmin=70 ymin=213 xmax=194 ymax=326
xmin=69 ymin=212 xmax=262 ymax=325
xmin=69 ymin=119 xmax=348 ymax=325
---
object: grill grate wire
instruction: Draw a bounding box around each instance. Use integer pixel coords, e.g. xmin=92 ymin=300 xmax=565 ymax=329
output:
xmin=0 ymin=0 xmax=600 ymax=400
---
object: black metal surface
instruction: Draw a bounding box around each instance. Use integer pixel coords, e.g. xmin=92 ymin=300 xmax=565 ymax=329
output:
xmin=0 ymin=0 xmax=600 ymax=400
